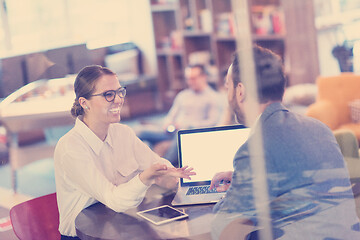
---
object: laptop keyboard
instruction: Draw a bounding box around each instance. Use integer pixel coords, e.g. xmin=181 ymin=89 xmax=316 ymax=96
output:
xmin=186 ymin=186 xmax=218 ymax=195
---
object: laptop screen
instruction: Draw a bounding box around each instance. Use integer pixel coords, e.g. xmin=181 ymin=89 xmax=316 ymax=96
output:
xmin=177 ymin=125 xmax=250 ymax=186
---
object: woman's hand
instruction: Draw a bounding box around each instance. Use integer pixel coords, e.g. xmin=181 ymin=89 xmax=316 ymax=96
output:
xmin=165 ymin=165 xmax=196 ymax=179
xmin=209 ymin=171 xmax=233 ymax=192
xmin=155 ymin=165 xmax=196 ymax=189
xmin=139 ymin=163 xmax=169 ymax=186
xmin=140 ymin=164 xmax=196 ymax=187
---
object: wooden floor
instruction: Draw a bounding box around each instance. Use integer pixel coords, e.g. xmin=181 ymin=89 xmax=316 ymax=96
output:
xmin=0 ymin=187 xmax=32 ymax=210
xmin=0 ymin=206 xmax=17 ymax=240
xmin=0 ymin=187 xmax=32 ymax=239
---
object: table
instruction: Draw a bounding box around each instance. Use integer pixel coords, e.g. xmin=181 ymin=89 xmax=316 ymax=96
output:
xmin=75 ymin=177 xmax=360 ymax=240
xmin=75 ymin=186 xmax=230 ymax=240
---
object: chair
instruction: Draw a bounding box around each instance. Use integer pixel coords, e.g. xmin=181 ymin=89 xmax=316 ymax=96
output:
xmin=333 ymin=129 xmax=360 ymax=188
xmin=334 ymin=129 xmax=360 ymax=160
xmin=306 ymin=73 xmax=360 ymax=144
xmin=10 ymin=193 xmax=60 ymax=240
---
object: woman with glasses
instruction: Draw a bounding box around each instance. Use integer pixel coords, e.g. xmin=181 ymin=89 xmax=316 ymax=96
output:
xmin=54 ymin=65 xmax=195 ymax=239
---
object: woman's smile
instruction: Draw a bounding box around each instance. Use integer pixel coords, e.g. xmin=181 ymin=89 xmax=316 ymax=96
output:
xmin=109 ymin=106 xmax=121 ymax=114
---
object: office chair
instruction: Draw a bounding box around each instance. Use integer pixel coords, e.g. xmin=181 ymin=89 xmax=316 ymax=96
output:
xmin=10 ymin=192 xmax=60 ymax=240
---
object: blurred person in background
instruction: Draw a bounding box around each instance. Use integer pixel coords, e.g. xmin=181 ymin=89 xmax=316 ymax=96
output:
xmin=137 ymin=64 xmax=224 ymax=166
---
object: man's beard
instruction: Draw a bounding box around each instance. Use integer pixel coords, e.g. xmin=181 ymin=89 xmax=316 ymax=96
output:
xmin=230 ymin=94 xmax=245 ymax=125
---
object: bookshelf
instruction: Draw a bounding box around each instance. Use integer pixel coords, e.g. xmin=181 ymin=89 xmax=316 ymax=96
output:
xmin=150 ymin=0 xmax=317 ymax=110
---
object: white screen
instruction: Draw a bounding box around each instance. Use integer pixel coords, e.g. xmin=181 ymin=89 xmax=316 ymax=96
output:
xmin=179 ymin=127 xmax=250 ymax=183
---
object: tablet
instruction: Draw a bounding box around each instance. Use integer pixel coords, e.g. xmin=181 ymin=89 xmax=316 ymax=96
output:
xmin=137 ymin=205 xmax=188 ymax=225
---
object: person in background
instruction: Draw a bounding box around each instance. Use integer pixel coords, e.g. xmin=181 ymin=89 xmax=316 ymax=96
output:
xmin=210 ymin=46 xmax=360 ymax=239
xmin=137 ymin=64 xmax=224 ymax=166
xmin=54 ymin=65 xmax=195 ymax=239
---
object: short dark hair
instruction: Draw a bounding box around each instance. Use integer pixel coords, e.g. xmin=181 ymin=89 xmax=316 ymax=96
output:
xmin=231 ymin=45 xmax=286 ymax=103
xmin=71 ymin=65 xmax=116 ymax=117
xmin=186 ymin=64 xmax=208 ymax=76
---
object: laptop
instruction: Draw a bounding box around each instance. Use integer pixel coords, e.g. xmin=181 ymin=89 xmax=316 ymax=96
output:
xmin=171 ymin=124 xmax=250 ymax=206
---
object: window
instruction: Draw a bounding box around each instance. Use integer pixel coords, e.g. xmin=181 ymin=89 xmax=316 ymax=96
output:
xmin=67 ymin=0 xmax=131 ymax=49
xmin=0 ymin=0 xmax=131 ymax=57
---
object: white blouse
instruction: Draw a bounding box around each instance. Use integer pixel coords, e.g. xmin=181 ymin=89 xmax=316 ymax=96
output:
xmin=54 ymin=118 xmax=170 ymax=236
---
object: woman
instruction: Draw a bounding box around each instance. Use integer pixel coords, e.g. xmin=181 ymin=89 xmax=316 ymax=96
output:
xmin=54 ymin=65 xmax=195 ymax=239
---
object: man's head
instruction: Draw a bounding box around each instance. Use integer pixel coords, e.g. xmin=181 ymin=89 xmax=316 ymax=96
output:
xmin=226 ymin=45 xmax=286 ymax=124
xmin=185 ymin=64 xmax=208 ymax=92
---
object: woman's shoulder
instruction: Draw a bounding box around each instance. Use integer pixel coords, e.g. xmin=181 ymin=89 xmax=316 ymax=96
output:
xmin=55 ymin=128 xmax=84 ymax=150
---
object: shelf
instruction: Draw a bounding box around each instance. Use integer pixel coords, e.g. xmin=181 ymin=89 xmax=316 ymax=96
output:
xmin=214 ymin=35 xmax=236 ymax=41
xmin=151 ymin=3 xmax=177 ymax=12
xmin=156 ymin=48 xmax=184 ymax=56
xmin=214 ymin=34 xmax=284 ymax=42
xmin=182 ymin=30 xmax=212 ymax=37
xmin=253 ymin=34 xmax=285 ymax=41
xmin=150 ymin=0 xmax=293 ymax=108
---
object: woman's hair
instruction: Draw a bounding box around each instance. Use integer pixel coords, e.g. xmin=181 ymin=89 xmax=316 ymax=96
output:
xmin=71 ymin=65 xmax=116 ymax=117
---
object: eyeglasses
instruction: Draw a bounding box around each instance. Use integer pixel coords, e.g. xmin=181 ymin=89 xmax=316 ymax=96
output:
xmin=91 ymin=87 xmax=127 ymax=102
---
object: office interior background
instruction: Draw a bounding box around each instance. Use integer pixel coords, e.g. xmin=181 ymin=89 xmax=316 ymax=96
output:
xmin=1 ymin=0 xmax=360 ymax=238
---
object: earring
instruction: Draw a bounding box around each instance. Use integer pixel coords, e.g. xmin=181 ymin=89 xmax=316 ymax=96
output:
xmin=84 ymin=106 xmax=88 ymax=110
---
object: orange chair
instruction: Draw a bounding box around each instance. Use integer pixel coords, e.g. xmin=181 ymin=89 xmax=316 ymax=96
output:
xmin=10 ymin=193 xmax=60 ymax=240
xmin=306 ymin=73 xmax=360 ymax=144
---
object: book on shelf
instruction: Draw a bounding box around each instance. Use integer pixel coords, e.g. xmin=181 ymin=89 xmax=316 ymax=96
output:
xmin=170 ymin=30 xmax=183 ymax=50
xmin=216 ymin=12 xmax=235 ymax=37
xmin=251 ymin=5 xmax=285 ymax=36
xmin=157 ymin=30 xmax=183 ymax=52
xmin=200 ymin=9 xmax=213 ymax=33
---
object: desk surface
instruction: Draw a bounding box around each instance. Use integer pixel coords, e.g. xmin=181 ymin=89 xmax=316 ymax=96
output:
xmin=74 ymin=182 xmax=360 ymax=240
xmin=0 ymin=76 xmax=76 ymax=132
xmin=75 ymin=186 xmax=215 ymax=240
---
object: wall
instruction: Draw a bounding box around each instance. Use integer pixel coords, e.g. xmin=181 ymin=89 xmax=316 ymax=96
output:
xmin=128 ymin=0 xmax=157 ymax=77
xmin=282 ymin=0 xmax=320 ymax=85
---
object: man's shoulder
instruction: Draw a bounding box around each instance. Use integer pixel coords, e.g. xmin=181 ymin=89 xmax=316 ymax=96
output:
xmin=263 ymin=103 xmax=327 ymax=128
